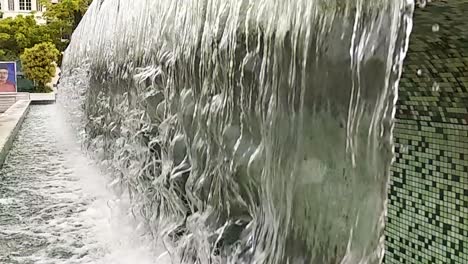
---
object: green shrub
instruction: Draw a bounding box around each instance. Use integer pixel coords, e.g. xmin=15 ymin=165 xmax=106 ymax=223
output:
xmin=20 ymin=42 xmax=59 ymax=92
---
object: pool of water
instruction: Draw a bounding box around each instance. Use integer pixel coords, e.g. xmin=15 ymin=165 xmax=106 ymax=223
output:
xmin=0 ymin=105 xmax=165 ymax=264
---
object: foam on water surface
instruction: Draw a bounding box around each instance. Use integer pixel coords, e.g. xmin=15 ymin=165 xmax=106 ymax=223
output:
xmin=0 ymin=105 xmax=167 ymax=264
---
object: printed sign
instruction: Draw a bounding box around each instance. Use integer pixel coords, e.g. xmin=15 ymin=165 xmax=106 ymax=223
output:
xmin=0 ymin=62 xmax=17 ymax=93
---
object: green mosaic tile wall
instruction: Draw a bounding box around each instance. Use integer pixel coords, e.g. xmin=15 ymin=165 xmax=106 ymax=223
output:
xmin=385 ymin=1 xmax=468 ymax=264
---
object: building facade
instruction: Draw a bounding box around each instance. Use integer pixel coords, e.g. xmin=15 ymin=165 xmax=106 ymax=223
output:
xmin=0 ymin=0 xmax=58 ymax=24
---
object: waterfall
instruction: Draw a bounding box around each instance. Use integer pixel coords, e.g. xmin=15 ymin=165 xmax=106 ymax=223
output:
xmin=59 ymin=0 xmax=414 ymax=263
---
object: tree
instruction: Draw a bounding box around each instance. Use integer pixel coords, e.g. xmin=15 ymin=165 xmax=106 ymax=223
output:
xmin=41 ymin=0 xmax=92 ymax=41
xmin=0 ymin=15 xmax=53 ymax=60
xmin=20 ymin=42 xmax=59 ymax=92
xmin=40 ymin=0 xmax=92 ymax=64
xmin=0 ymin=0 xmax=92 ymax=60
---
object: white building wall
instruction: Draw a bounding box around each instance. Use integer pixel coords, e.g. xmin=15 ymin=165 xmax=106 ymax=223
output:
xmin=0 ymin=0 xmax=46 ymax=24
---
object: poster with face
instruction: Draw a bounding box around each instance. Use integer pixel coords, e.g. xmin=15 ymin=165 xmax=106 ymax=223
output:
xmin=0 ymin=62 xmax=17 ymax=93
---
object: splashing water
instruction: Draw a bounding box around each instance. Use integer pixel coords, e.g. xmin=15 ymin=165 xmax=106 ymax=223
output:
xmin=416 ymin=0 xmax=427 ymax=8
xmin=60 ymin=0 xmax=414 ymax=263
xmin=432 ymin=82 xmax=440 ymax=92
xmin=0 ymin=105 xmax=166 ymax=264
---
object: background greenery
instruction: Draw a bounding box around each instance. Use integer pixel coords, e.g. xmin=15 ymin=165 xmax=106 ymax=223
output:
xmin=0 ymin=0 xmax=92 ymax=92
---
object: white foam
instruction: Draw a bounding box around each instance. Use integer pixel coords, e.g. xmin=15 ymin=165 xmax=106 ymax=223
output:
xmin=45 ymin=104 xmax=171 ymax=264
xmin=0 ymin=197 xmax=16 ymax=205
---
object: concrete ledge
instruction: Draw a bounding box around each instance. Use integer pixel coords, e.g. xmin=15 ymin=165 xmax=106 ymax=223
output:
xmin=0 ymin=100 xmax=31 ymax=168
xmin=30 ymin=93 xmax=56 ymax=104
xmin=0 ymin=93 xmax=55 ymax=114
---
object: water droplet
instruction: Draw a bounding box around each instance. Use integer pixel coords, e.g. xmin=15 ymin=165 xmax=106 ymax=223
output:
xmin=418 ymin=0 xmax=427 ymax=8
xmin=432 ymin=24 xmax=439 ymax=32
xmin=401 ymin=144 xmax=409 ymax=154
xmin=417 ymin=69 xmax=423 ymax=76
xmin=432 ymin=82 xmax=440 ymax=92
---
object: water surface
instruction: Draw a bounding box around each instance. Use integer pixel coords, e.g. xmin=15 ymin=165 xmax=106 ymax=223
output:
xmin=0 ymin=105 xmax=162 ymax=264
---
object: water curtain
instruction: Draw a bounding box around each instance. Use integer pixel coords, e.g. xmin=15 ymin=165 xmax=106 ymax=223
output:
xmin=61 ymin=0 xmax=414 ymax=263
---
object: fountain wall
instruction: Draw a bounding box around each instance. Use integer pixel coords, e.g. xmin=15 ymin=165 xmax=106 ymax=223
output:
xmin=62 ymin=1 xmax=415 ymax=263
xmin=385 ymin=1 xmax=468 ymax=263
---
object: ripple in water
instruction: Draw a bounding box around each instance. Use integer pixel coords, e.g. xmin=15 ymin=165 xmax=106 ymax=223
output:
xmin=0 ymin=105 xmax=168 ymax=264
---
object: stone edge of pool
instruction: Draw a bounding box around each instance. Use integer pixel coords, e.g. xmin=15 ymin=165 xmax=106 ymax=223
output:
xmin=0 ymin=100 xmax=31 ymax=168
